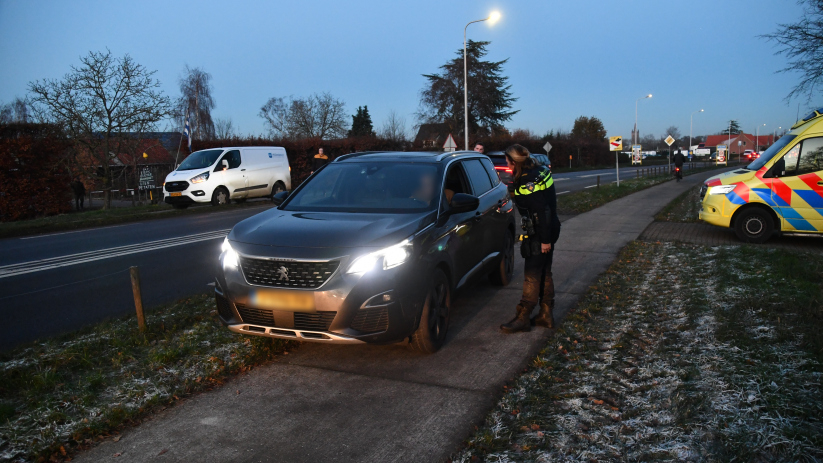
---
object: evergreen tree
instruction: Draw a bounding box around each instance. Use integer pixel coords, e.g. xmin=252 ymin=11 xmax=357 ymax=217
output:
xmin=417 ymin=40 xmax=518 ymax=138
xmin=348 ymin=105 xmax=375 ymax=137
xmin=722 ymin=120 xmax=742 ymax=135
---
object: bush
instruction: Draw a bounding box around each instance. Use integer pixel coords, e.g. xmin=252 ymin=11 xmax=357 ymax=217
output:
xmin=0 ymin=124 xmax=72 ymax=221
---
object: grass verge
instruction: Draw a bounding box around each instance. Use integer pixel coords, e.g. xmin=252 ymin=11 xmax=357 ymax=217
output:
xmin=0 ymin=293 xmax=293 ymax=462
xmin=0 ymin=201 xmax=272 ymax=240
xmin=654 ymin=185 xmax=701 ymax=223
xmin=454 ymin=241 xmax=823 ymax=462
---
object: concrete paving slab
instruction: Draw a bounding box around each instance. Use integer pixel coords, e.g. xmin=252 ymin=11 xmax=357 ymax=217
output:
xmin=74 ymin=170 xmax=726 ymax=463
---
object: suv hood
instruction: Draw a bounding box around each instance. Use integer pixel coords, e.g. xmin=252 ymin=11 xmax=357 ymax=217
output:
xmin=229 ymin=209 xmax=434 ymax=249
xmin=705 ymin=168 xmax=757 ymax=186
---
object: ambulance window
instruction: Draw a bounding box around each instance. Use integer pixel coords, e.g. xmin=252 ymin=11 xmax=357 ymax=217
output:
xmin=797 ymin=138 xmax=823 ymax=175
xmin=779 ymin=144 xmax=801 ymax=176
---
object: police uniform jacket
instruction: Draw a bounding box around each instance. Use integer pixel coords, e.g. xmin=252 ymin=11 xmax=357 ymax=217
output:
xmin=512 ymin=164 xmax=561 ymax=245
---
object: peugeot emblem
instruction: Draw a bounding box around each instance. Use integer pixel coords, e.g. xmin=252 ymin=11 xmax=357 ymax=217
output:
xmin=276 ymin=266 xmax=289 ymax=281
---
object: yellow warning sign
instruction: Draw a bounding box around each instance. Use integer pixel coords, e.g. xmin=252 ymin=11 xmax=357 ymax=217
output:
xmin=609 ymin=136 xmax=622 ymax=152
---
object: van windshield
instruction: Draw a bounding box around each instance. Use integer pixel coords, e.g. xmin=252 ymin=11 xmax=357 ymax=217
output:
xmin=283 ymin=162 xmax=441 ymax=213
xmin=177 ymin=149 xmax=224 ymax=171
xmin=747 ymin=135 xmax=797 ymax=171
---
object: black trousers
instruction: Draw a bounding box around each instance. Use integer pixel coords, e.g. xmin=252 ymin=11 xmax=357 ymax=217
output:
xmin=520 ymin=245 xmax=555 ymax=309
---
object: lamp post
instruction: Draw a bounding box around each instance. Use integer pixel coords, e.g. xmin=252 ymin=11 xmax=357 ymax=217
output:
xmin=463 ymin=11 xmax=500 ymax=150
xmin=634 ymin=94 xmax=652 ymax=145
xmin=689 ymin=109 xmax=704 ymax=160
xmin=755 ymin=123 xmax=766 ymax=155
xmin=773 ymin=126 xmax=782 ymax=145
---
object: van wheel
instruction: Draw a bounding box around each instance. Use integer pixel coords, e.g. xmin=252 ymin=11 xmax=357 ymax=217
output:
xmin=410 ymin=269 xmax=450 ymax=354
xmin=271 ymin=181 xmax=287 ymax=197
xmin=489 ymin=232 xmax=514 ymax=286
xmin=211 ymin=187 xmax=230 ymax=206
xmin=734 ymin=208 xmax=773 ymax=243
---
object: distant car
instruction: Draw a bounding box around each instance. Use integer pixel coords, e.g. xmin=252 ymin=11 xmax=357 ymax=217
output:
xmin=742 ymin=149 xmax=756 ymax=160
xmin=486 ymin=151 xmax=551 ymax=188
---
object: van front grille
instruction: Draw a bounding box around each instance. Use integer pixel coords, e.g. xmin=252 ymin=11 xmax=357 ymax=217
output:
xmin=165 ymin=181 xmax=189 ymax=192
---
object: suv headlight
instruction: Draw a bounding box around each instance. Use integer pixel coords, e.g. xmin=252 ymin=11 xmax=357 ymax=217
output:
xmin=221 ymin=237 xmax=239 ymax=268
xmin=347 ymin=239 xmax=412 ymax=274
xmin=190 ymin=172 xmax=210 ymax=184
xmin=709 ymin=184 xmax=736 ymax=195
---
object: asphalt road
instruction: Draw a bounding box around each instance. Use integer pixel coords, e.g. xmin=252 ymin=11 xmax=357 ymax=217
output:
xmin=0 ymin=163 xmax=701 ymax=351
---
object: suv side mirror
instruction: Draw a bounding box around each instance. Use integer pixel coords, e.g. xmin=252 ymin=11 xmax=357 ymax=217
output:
xmin=221 ymin=159 xmax=229 ymax=170
xmin=449 ymin=193 xmax=479 ymax=214
xmin=272 ymin=190 xmax=289 ymax=205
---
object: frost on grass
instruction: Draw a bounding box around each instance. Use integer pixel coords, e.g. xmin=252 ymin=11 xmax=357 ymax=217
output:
xmin=0 ymin=294 xmax=289 ymax=463
xmin=456 ymin=242 xmax=823 ymax=462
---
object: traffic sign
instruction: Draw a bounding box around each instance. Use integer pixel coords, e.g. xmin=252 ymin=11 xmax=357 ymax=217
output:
xmin=665 ymin=135 xmax=675 ymax=146
xmin=609 ymin=136 xmax=622 ymax=151
xmin=716 ymin=144 xmax=728 ymax=165
xmin=631 ymin=144 xmax=642 ymax=165
xmin=443 ymin=134 xmax=457 ymax=152
xmin=543 ymin=141 xmax=552 ymax=153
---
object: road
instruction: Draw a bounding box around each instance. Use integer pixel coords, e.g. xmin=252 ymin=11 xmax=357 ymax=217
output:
xmin=0 ymin=163 xmax=702 ymax=351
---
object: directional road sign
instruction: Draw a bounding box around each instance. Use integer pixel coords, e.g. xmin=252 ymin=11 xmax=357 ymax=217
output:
xmin=665 ymin=135 xmax=676 ymax=146
xmin=543 ymin=141 xmax=552 ymax=153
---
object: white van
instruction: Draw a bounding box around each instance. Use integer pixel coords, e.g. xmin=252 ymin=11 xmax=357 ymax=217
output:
xmin=163 ymin=146 xmax=290 ymax=208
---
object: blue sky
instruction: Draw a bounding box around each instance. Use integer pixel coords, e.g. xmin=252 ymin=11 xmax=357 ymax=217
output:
xmin=0 ymin=0 xmax=810 ymax=141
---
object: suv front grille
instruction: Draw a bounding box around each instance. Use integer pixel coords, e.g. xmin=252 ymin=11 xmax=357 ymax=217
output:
xmin=236 ymin=304 xmax=276 ymax=327
xmin=351 ymin=307 xmax=389 ymax=333
xmin=239 ymin=258 xmax=339 ymax=289
xmin=294 ymin=312 xmax=336 ymax=331
xmin=165 ymin=181 xmax=189 ymax=192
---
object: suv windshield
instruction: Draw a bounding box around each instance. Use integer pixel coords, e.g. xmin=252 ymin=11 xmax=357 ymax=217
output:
xmin=747 ymin=135 xmax=797 ymax=170
xmin=284 ymin=162 xmax=441 ymax=213
xmin=177 ymin=149 xmax=225 ymax=171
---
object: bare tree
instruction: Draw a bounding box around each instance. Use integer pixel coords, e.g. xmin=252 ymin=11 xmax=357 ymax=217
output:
xmin=0 ymin=97 xmax=29 ymax=123
xmin=259 ymin=92 xmax=348 ymax=139
xmin=28 ymin=50 xmax=171 ymax=209
xmin=177 ymin=65 xmax=215 ymax=140
xmin=663 ymin=126 xmax=681 ymax=140
xmin=214 ymin=117 xmax=235 ymax=139
xmin=379 ymin=110 xmax=409 ymax=142
xmin=763 ymin=0 xmax=823 ymax=101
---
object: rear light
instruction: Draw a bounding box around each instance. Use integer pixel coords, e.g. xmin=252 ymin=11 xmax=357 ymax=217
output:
xmin=494 ymin=166 xmax=512 ymax=173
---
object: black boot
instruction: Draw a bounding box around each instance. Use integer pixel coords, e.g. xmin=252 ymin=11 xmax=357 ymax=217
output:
xmin=533 ymin=300 xmax=554 ymax=329
xmin=501 ymin=304 xmax=532 ymax=333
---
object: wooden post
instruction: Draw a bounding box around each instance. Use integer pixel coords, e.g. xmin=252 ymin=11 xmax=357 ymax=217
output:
xmin=597 ymin=175 xmax=600 ymax=188
xmin=130 ymin=266 xmax=146 ymax=332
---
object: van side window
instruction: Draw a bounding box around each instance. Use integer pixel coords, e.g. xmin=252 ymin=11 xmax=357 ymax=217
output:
xmin=216 ymin=150 xmax=241 ymax=170
xmin=797 ymin=137 xmax=823 ymax=175
xmin=777 ymin=144 xmax=801 ymax=176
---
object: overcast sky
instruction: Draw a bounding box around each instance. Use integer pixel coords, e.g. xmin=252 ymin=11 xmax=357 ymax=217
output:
xmin=0 ymin=0 xmax=810 ymax=141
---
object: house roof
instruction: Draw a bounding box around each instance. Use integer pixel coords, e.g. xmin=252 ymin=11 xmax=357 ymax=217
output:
xmin=704 ymin=133 xmax=775 ymax=147
xmin=413 ymin=123 xmax=455 ymax=146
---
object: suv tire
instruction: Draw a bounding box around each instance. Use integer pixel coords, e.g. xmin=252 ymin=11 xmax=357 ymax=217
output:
xmin=734 ymin=207 xmax=773 ymax=243
xmin=211 ymin=187 xmax=230 ymax=206
xmin=410 ymin=269 xmax=450 ymax=353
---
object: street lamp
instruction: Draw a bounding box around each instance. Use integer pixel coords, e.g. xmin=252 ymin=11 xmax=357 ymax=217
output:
xmin=755 ymin=123 xmax=766 ymax=154
xmin=463 ymin=11 xmax=501 ymax=150
xmin=689 ymin=109 xmax=704 ymax=159
xmin=773 ymin=126 xmax=782 ymax=144
xmin=634 ymin=94 xmax=652 ymax=145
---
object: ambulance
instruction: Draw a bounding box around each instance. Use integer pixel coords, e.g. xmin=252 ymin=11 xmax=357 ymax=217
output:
xmin=699 ymin=108 xmax=823 ymax=243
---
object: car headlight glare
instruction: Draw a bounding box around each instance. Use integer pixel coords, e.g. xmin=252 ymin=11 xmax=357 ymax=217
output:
xmin=709 ymin=184 xmax=736 ymax=195
xmin=190 ymin=172 xmax=210 ymax=184
xmin=222 ymin=237 xmax=239 ymax=268
xmin=347 ymin=239 xmax=412 ymax=274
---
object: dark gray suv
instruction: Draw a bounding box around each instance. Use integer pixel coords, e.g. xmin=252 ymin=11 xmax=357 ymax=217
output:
xmin=214 ymin=151 xmax=516 ymax=353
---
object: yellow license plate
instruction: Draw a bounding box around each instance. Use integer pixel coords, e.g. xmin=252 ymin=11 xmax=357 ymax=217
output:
xmin=170 ymin=192 xmax=182 ymax=197
xmin=250 ymin=289 xmax=315 ymax=312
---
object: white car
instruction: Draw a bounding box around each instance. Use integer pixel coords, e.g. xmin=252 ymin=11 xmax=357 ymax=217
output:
xmin=164 ymin=147 xmax=291 ymax=208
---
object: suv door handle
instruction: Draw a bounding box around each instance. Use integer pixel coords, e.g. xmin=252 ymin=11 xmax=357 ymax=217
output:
xmin=241 ymin=169 xmax=246 ymax=171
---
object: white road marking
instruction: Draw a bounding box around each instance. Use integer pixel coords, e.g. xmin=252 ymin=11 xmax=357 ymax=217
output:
xmin=553 ymin=178 xmax=571 ymax=181
xmin=0 ymin=229 xmax=230 ymax=279
xmin=557 ymin=191 xmax=571 ymax=195
xmin=585 ymin=185 xmax=598 ymax=189
xmin=578 ymin=173 xmax=616 ymax=178
xmin=20 ymin=224 xmax=127 ymax=240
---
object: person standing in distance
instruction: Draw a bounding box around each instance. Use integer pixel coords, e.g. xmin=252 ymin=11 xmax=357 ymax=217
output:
xmin=473 ymin=143 xmax=485 ymax=154
xmin=674 ymin=149 xmax=685 ymax=180
xmin=312 ymin=147 xmax=329 ymax=173
xmin=501 ymin=144 xmax=561 ymax=333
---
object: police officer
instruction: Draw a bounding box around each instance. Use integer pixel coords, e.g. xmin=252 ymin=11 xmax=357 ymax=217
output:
xmin=501 ymin=144 xmax=561 ymax=334
xmin=312 ymin=148 xmax=329 ymax=173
